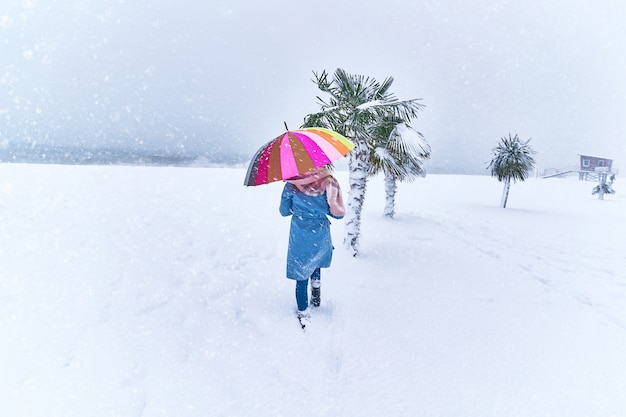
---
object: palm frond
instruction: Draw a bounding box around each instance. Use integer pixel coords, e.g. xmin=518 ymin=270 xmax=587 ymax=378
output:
xmin=368 ymin=119 xmax=431 ymax=181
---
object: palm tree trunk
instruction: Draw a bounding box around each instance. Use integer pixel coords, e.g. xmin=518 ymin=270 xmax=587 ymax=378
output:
xmin=384 ymin=172 xmax=397 ymax=218
xmin=345 ymin=139 xmax=369 ymax=256
xmin=598 ymin=178 xmax=605 ymax=200
xmin=500 ymin=177 xmax=511 ymax=208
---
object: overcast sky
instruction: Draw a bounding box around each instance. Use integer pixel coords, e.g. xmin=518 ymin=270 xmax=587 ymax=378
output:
xmin=2 ymin=0 xmax=625 ymax=173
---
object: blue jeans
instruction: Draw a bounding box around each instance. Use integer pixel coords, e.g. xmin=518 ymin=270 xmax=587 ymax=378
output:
xmin=295 ymin=268 xmax=320 ymax=311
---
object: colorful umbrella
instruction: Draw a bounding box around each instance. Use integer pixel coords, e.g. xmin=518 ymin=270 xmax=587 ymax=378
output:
xmin=244 ymin=127 xmax=354 ymax=186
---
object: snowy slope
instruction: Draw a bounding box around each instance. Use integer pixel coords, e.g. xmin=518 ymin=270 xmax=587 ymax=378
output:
xmin=1 ymin=164 xmax=624 ymax=417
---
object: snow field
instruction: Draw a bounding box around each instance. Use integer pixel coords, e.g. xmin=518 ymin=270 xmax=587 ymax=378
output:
xmin=0 ymin=164 xmax=625 ymax=417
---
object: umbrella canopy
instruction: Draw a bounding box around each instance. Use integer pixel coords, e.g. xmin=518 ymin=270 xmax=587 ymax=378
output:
xmin=244 ymin=127 xmax=354 ymax=186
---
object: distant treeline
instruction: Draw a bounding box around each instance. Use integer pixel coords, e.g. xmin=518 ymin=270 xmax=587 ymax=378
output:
xmin=0 ymin=145 xmax=245 ymax=167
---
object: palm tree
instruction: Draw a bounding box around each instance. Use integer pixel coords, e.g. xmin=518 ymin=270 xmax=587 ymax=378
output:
xmin=369 ymin=117 xmax=431 ymax=218
xmin=592 ymin=173 xmax=615 ymax=200
xmin=303 ymin=69 xmax=424 ymax=256
xmin=487 ymin=133 xmax=537 ymax=208
xmin=592 ymin=182 xmax=615 ymax=200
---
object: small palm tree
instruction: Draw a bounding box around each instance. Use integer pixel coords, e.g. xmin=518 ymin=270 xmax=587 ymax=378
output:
xmin=487 ymin=133 xmax=537 ymax=208
xmin=592 ymin=181 xmax=615 ymax=200
xmin=369 ymin=117 xmax=431 ymax=218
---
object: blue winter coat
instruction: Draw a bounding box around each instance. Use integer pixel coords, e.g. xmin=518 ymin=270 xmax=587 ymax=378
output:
xmin=279 ymin=182 xmax=343 ymax=281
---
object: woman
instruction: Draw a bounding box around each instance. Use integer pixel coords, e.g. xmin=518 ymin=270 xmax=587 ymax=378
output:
xmin=279 ymin=166 xmax=345 ymax=319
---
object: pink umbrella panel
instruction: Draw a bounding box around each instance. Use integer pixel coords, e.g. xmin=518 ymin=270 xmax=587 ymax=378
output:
xmin=244 ymin=128 xmax=354 ymax=186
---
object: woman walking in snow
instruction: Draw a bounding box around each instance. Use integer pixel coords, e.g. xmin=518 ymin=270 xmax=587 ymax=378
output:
xmin=279 ymin=166 xmax=345 ymax=320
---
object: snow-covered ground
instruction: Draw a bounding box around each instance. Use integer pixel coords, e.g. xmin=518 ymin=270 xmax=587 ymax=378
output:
xmin=1 ymin=163 xmax=624 ymax=417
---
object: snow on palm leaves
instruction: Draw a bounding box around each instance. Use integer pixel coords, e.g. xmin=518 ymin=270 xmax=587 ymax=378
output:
xmin=487 ymin=133 xmax=537 ymax=208
xmin=369 ymin=120 xmax=430 ymax=181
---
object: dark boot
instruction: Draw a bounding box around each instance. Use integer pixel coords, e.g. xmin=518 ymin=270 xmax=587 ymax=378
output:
xmin=311 ymin=280 xmax=321 ymax=307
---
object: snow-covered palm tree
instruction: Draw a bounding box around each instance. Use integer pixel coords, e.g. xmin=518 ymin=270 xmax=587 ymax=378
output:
xmin=303 ymin=69 xmax=424 ymax=256
xmin=369 ymin=117 xmax=431 ymax=218
xmin=592 ymin=178 xmax=615 ymax=200
xmin=487 ymin=133 xmax=537 ymax=208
